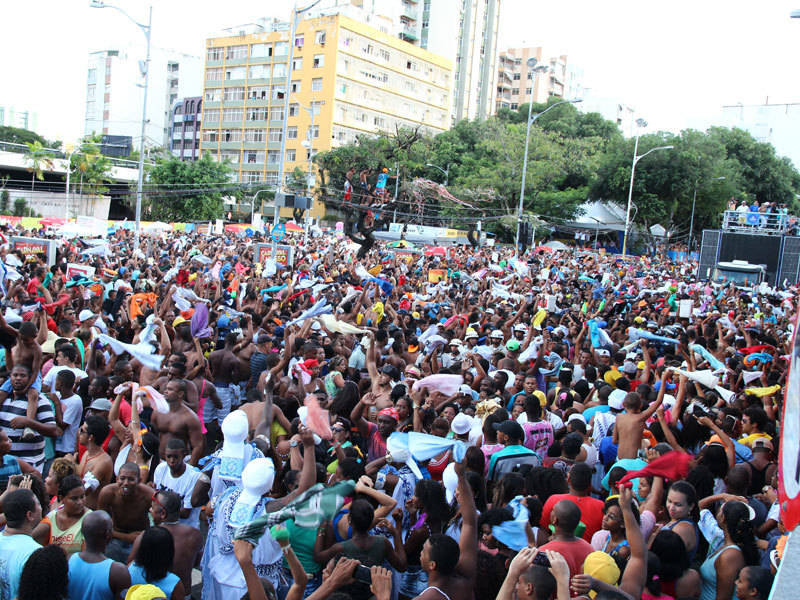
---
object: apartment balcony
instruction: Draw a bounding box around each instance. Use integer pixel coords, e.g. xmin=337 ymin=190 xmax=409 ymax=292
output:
xmin=400 ymin=27 xmax=419 ymax=42
xmin=183 ymin=114 xmax=196 ymax=122
xmin=401 ymin=3 xmax=418 ymax=20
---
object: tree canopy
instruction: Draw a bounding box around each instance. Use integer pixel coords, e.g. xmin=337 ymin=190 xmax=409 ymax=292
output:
xmin=144 ymin=153 xmax=234 ymax=221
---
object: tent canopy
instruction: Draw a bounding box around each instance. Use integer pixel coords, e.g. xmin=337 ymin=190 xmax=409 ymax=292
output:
xmin=561 ymin=200 xmax=627 ymax=232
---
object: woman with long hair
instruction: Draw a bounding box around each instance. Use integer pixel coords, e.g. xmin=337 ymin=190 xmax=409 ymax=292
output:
xmin=128 ymin=526 xmax=185 ymax=600
xmin=699 ymin=501 xmax=760 ymax=600
xmin=662 ymin=480 xmax=700 ymax=562
xmin=17 ymin=545 xmax=69 ymax=600
xmin=32 ymin=474 xmax=92 ymax=557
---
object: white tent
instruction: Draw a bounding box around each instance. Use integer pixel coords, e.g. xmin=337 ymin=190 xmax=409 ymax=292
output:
xmin=560 ymin=200 xmax=627 ymax=232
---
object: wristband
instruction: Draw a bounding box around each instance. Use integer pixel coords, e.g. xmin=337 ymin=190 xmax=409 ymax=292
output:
xmin=281 ymin=545 xmax=293 ymax=555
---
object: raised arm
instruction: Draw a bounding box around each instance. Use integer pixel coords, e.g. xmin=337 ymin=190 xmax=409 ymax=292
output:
xmin=453 ymin=457 xmax=476 ymax=578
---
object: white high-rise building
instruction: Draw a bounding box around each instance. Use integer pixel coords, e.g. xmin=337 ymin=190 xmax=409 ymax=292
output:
xmin=83 ymin=47 xmax=203 ymax=149
xmin=311 ymin=0 xmax=501 ymax=123
xmin=719 ymin=103 xmax=800 ymax=169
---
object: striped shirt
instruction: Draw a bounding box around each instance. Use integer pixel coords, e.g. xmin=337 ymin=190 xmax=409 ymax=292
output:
xmin=0 ymin=395 xmax=56 ymax=469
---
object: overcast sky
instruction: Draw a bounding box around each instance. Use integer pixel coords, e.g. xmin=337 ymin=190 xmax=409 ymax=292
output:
xmin=3 ymin=0 xmax=800 ymax=143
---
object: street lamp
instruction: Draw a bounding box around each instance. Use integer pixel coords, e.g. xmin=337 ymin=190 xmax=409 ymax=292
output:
xmin=251 ymin=189 xmax=272 ymax=224
xmin=426 ymin=163 xmax=450 ymax=186
xmin=688 ymin=176 xmax=726 ymax=252
xmin=515 ymin=57 xmax=582 ymax=254
xmin=90 ymin=0 xmax=151 ymax=252
xmin=622 ymin=119 xmax=673 ymax=256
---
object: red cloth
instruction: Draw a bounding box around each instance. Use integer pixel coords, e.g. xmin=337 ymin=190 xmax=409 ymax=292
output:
xmin=41 ymin=293 xmax=70 ymax=315
xmin=741 ymin=344 xmax=774 ymax=355
xmin=540 ymin=493 xmax=605 ymax=542
xmin=618 ymin=451 xmax=691 ymax=488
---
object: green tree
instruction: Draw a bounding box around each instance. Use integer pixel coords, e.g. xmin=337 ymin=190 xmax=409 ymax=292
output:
xmin=24 ymin=141 xmax=55 ymax=191
xmin=0 ymin=188 xmax=9 ymax=214
xmin=0 ymin=126 xmax=47 ymax=147
xmin=145 ymin=153 xmax=234 ymax=221
xmin=69 ymin=142 xmax=113 ymax=196
xmin=12 ymin=198 xmax=27 ymax=217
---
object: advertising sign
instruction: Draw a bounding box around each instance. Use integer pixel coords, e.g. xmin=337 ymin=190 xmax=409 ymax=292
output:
xmin=255 ymin=243 xmax=294 ymax=267
xmin=66 ymin=264 xmax=96 ymax=280
xmin=428 ymin=269 xmax=447 ymax=283
xmin=12 ymin=237 xmax=56 ymax=265
xmin=392 ymin=249 xmax=421 ymax=263
xmin=779 ymin=296 xmax=800 ymax=531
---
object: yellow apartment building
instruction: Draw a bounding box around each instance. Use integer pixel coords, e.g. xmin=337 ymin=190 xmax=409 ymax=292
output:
xmin=201 ymin=14 xmax=452 ymax=217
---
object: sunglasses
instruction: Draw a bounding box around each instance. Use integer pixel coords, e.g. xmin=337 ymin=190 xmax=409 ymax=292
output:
xmin=331 ymin=427 xmax=346 ymax=433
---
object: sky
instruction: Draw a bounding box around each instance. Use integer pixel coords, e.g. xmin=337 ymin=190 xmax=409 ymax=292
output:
xmin=3 ymin=0 xmax=800 ymax=145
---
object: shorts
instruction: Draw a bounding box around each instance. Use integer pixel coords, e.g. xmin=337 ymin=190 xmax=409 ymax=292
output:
xmin=1 ymin=373 xmax=42 ymax=394
xmin=106 ymin=538 xmax=133 ymax=563
xmin=204 ymin=385 xmax=233 ymax=424
xmin=398 ymin=564 xmax=428 ymax=598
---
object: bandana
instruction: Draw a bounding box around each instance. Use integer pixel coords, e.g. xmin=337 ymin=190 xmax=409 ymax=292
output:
xmin=378 ymin=407 xmax=399 ymax=421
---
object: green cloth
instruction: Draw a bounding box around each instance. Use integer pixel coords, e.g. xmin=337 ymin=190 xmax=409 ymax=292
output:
xmin=281 ymin=520 xmax=322 ymax=574
xmin=234 ymin=480 xmax=355 ymax=545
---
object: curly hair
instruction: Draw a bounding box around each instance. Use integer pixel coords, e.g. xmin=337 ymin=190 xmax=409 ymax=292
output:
xmin=49 ymin=457 xmax=77 ymax=486
xmin=18 ymin=545 xmax=69 ymax=600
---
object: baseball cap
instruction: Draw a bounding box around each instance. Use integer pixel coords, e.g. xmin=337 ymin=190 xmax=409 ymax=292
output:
xmin=513 ymin=323 xmax=527 ymax=332
xmin=451 ymin=412 xmax=473 ymax=435
xmin=125 ymin=584 xmax=167 ymax=600
xmin=492 ymin=420 xmax=525 ymax=441
xmin=621 ymin=361 xmax=638 ymax=375
xmin=583 ymin=551 xmax=620 ymax=591
xmin=380 ymin=364 xmax=400 ymax=380
xmin=79 ymin=309 xmax=97 ymax=323
xmin=752 ymin=438 xmax=774 ymax=452
xmin=172 ymin=316 xmax=188 ymax=327
xmin=567 ymin=413 xmax=587 ymax=425
xmin=88 ymin=398 xmax=112 ymax=412
xmin=506 ymin=339 xmax=521 ymax=352
xmin=490 ymin=330 xmax=504 ymax=339
xmin=608 ymin=389 xmax=627 ymax=410
xmin=458 ymin=384 xmax=473 ymax=396
xmin=405 ymin=366 xmax=421 ymax=379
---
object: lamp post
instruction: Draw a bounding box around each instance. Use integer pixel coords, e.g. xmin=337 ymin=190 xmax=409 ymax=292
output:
xmin=515 ymin=58 xmax=582 ymax=254
xmin=426 ymin=163 xmax=450 ymax=186
xmin=622 ymin=119 xmax=673 ymax=256
xmin=251 ymin=189 xmax=272 ymax=225
xmin=90 ymin=1 xmax=151 ymax=252
xmin=689 ymin=176 xmax=726 ymax=252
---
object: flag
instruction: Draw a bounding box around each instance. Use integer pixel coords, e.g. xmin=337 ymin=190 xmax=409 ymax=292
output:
xmin=618 ymin=451 xmax=691 ymax=487
xmin=234 ymin=480 xmax=355 ymax=545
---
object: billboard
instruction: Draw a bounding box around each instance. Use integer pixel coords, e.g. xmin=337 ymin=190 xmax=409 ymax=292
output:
xmin=11 ymin=237 xmax=57 ymax=266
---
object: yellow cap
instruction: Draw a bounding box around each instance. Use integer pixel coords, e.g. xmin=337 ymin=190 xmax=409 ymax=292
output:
xmin=172 ymin=316 xmax=188 ymax=327
xmin=583 ymin=551 xmax=620 ymax=597
xmin=637 ymin=361 xmax=646 ymax=370
xmin=125 ymin=584 xmax=167 ymax=600
xmin=532 ymin=390 xmax=547 ymax=407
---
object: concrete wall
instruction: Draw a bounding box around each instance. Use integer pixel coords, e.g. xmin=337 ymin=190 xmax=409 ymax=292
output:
xmin=9 ymin=190 xmax=110 ymax=220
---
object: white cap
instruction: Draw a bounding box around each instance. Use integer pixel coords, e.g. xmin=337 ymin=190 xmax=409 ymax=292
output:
xmin=458 ymin=384 xmax=473 ymax=396
xmin=513 ymin=323 xmax=528 ymax=332
xmin=490 ymin=330 xmax=504 ymax=339
xmin=451 ymin=412 xmax=473 ymax=435
xmin=79 ymin=309 xmax=97 ymax=322
xmin=609 ymin=388 xmax=627 ymax=410
xmin=567 ymin=413 xmax=586 ymax=425
xmin=449 ymin=338 xmax=463 ymax=347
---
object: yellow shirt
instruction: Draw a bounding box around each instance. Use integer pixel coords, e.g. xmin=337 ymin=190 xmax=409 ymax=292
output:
xmin=739 ymin=432 xmax=772 ymax=448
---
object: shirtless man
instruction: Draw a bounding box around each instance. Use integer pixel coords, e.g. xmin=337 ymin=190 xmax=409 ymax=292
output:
xmin=78 ymin=416 xmax=114 ymax=510
xmin=613 ymin=368 xmax=670 ymax=459
xmin=150 ymin=379 xmax=204 ymax=465
xmin=415 ymin=459 xmax=477 ymax=600
xmin=153 ymin=357 xmax=201 ymax=413
xmin=207 ymin=332 xmax=241 ymax=443
xmin=363 ymin=330 xmax=394 ymax=419
xmin=129 ymin=490 xmax=203 ymax=599
xmin=97 ymin=462 xmax=152 ymax=563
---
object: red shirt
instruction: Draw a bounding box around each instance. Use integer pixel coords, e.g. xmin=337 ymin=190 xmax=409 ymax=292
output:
xmin=539 ymin=538 xmax=594 ymax=587
xmin=540 ymin=493 xmax=605 ymax=542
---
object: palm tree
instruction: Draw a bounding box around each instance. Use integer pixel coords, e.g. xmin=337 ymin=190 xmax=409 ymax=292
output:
xmin=24 ymin=141 xmax=55 ymax=192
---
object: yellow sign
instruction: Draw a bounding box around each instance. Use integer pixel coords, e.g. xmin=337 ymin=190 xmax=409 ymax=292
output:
xmin=428 ymin=269 xmax=447 ymax=283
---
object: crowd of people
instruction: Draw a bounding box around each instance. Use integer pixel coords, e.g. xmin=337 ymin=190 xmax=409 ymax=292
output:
xmin=0 ymin=217 xmax=790 ymax=600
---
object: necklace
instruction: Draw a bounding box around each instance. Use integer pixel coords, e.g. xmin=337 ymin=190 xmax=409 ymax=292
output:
xmin=85 ymin=447 xmax=104 ymax=460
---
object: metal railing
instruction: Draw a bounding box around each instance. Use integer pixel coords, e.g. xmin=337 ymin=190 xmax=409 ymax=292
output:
xmin=722 ymin=209 xmax=798 ymax=235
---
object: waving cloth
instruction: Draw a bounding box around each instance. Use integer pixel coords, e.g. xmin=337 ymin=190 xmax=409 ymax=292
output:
xmin=97 ymin=333 xmax=165 ymax=372
xmin=113 ymin=383 xmax=169 ymax=414
xmin=303 ymin=395 xmax=333 ymax=440
xmin=588 ymin=320 xmax=613 ymax=349
xmin=745 ymin=385 xmax=781 ymax=398
xmin=491 ymin=495 xmax=531 ymax=551
xmin=674 ymin=368 xmax=719 ymax=389
xmin=411 ymin=374 xmax=462 ymax=396
xmin=191 ymin=303 xmax=214 ymax=339
xmin=317 ymin=314 xmax=367 ymax=335
xmin=691 ymin=344 xmax=727 ymax=373
xmin=618 ymin=451 xmax=692 ymax=488
xmin=407 ymin=431 xmax=467 ymax=463
xmin=743 ymin=371 xmax=764 ymax=385
xmin=285 ymin=297 xmax=332 ymax=328
xmin=628 ymin=327 xmax=680 ymax=346
xmin=234 ymin=480 xmax=355 ymax=545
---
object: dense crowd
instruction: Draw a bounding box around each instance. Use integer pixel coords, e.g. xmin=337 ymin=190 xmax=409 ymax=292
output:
xmin=0 ymin=219 xmax=789 ymax=600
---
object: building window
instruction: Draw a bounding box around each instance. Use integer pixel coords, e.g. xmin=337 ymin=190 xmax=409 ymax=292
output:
xmin=87 ymin=68 xmax=96 ymax=84
xmin=292 ymin=57 xmax=303 ymax=71
xmin=273 ymin=64 xmax=287 ymax=78
xmin=373 ymin=116 xmax=385 ymax=127
xmin=226 ymin=45 xmax=248 ymax=60
xmin=379 ymin=49 xmax=390 ymax=62
xmin=313 ymin=54 xmax=324 ymax=68
xmin=222 ymin=129 xmax=242 ymax=142
xmin=311 ymin=78 xmax=323 ymax=91
xmin=513 ymin=73 xmax=520 ymax=80
xmin=525 ymin=88 xmax=531 ymax=94
xmin=527 ymin=72 xmax=533 ymax=80
xmin=225 ymin=66 xmax=246 ymax=80
xmin=268 ymin=128 xmax=282 ymax=142
xmin=207 ymin=67 xmax=223 ymax=81
xmin=271 ymin=85 xmax=286 ymax=100
xmin=223 ymin=87 xmax=245 ymax=101
xmin=202 ymin=130 xmax=219 ymax=143
xmin=168 ymin=62 xmax=179 ymax=72
xmin=315 ymin=30 xmax=326 ymax=44
xmin=248 ymin=85 xmax=268 ymax=100
xmin=287 ymin=126 xmax=298 ymax=139
xmin=286 ymin=149 xmax=296 ymax=161
xmin=247 ymin=107 xmax=267 ymax=121
xmin=244 ymin=129 xmax=266 ymax=142
xmin=245 ymin=151 xmax=265 ymax=164
xmin=242 ymin=172 xmax=264 ymax=183
xmin=204 ymin=109 xmax=220 ymax=122
xmin=274 ymin=42 xmax=289 ymax=56
xmin=309 ymin=125 xmax=319 ymax=138
xmin=310 ymin=101 xmax=324 ymax=116
xmin=251 ymin=43 xmax=271 ymax=58
xmin=87 ymin=85 xmax=95 ymax=100
xmin=267 ymin=150 xmax=280 ymax=164
xmin=291 ymin=80 xmax=301 ymax=93
xmin=248 ymin=65 xmax=268 ymax=79
xmin=222 ymin=108 xmax=243 ymax=122
xmin=289 ymin=103 xmax=299 ymax=117
xmin=295 ymin=34 xmax=304 ymax=47
xmin=269 ymin=106 xmax=284 ymax=120
xmin=204 ymin=88 xmax=222 ymax=102
xmin=207 ymin=47 xmax=224 ymax=61
xmin=511 ymin=89 xmax=519 ymax=96
xmin=511 ymin=103 xmax=519 ymax=110
xmin=221 ymin=150 xmax=240 ymax=163
xmin=85 ymin=101 xmax=96 ymax=118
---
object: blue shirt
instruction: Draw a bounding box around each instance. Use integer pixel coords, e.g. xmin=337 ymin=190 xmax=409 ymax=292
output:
xmin=582 ymin=404 xmax=610 ymax=422
xmin=376 ymin=173 xmax=388 ymax=189
xmin=487 ymin=444 xmax=536 ymax=479
xmin=0 ymin=533 xmax=40 ymax=600
xmin=128 ymin=563 xmax=180 ymax=599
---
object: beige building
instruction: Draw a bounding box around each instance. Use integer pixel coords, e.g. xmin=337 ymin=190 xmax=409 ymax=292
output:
xmin=495 ymin=47 xmax=583 ymax=113
xmin=201 ymin=13 xmax=452 ymax=215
